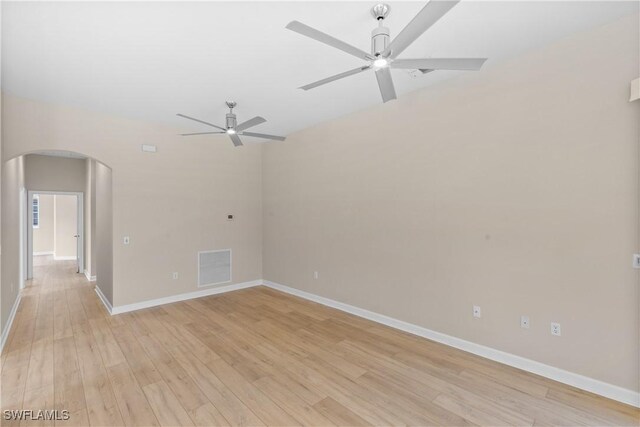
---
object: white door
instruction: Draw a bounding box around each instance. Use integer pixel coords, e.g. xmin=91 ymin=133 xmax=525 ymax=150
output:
xmin=54 ymin=195 xmax=78 ymax=267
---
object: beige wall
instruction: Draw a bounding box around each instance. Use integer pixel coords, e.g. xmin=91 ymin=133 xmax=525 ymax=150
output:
xmin=2 ymin=96 xmax=263 ymax=307
xmin=24 ymin=154 xmax=86 ymax=193
xmin=33 ymin=194 xmax=54 ymax=254
xmin=1 ymin=156 xmax=24 ymax=335
xmin=53 ymin=195 xmax=77 ymax=259
xmin=263 ymin=14 xmax=640 ymax=392
xmin=0 ymin=0 xmax=2 ymax=342
xmin=84 ymin=159 xmax=96 ymax=278
xmin=95 ymin=162 xmax=112 ymax=303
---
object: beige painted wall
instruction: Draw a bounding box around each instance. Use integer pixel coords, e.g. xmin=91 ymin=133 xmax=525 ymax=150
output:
xmin=53 ymin=195 xmax=77 ymax=259
xmin=263 ymin=14 xmax=640 ymax=392
xmin=0 ymin=0 xmax=4 ymax=343
xmin=2 ymin=97 xmax=263 ymax=307
xmin=84 ymin=159 xmax=96 ymax=278
xmin=1 ymin=156 xmax=24 ymax=334
xmin=95 ymin=162 xmax=112 ymax=303
xmin=33 ymin=194 xmax=54 ymax=254
xmin=24 ymin=154 xmax=86 ymax=193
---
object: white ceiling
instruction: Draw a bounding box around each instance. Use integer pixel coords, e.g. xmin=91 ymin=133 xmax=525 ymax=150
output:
xmin=2 ymin=1 xmax=637 ymax=139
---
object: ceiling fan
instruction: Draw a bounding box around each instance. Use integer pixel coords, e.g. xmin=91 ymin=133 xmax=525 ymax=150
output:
xmin=177 ymin=102 xmax=286 ymax=147
xmin=286 ymin=0 xmax=487 ymax=103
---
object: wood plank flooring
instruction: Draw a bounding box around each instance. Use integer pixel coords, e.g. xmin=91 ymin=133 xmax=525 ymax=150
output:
xmin=1 ymin=256 xmax=638 ymax=426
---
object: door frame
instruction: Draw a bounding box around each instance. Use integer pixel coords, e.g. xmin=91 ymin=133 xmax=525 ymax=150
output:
xmin=27 ymin=190 xmax=84 ymax=279
xmin=19 ymin=188 xmax=26 ymax=289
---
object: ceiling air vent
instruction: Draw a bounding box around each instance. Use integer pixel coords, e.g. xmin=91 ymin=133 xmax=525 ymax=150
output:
xmin=198 ymin=249 xmax=231 ymax=287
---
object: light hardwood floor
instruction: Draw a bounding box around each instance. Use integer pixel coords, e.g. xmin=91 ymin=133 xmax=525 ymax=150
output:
xmin=1 ymin=257 xmax=638 ymax=426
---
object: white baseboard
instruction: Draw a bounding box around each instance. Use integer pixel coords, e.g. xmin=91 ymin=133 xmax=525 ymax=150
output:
xmin=84 ymin=270 xmax=96 ymax=282
xmin=1 ymin=292 xmax=22 ymax=354
xmin=110 ymin=280 xmax=262 ymax=315
xmin=33 ymin=251 xmax=53 ymax=256
xmin=262 ymin=280 xmax=640 ymax=408
xmin=54 ymin=255 xmax=76 ymax=261
xmin=94 ymin=285 xmax=113 ymax=314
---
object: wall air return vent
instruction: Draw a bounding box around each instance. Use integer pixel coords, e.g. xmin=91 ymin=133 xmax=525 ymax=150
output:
xmin=198 ymin=249 xmax=231 ymax=287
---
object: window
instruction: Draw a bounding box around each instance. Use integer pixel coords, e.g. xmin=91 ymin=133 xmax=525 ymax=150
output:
xmin=32 ymin=195 xmax=39 ymax=228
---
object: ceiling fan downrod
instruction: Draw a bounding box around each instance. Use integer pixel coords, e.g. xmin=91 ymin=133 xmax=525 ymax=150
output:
xmin=371 ymin=4 xmax=391 ymax=57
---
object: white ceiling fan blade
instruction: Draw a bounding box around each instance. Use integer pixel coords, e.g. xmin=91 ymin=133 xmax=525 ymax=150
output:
xmin=375 ymin=67 xmax=397 ymax=103
xmin=286 ymin=21 xmax=373 ymax=61
xmin=180 ymin=131 xmax=225 ymax=136
xmin=392 ymin=58 xmax=487 ymax=70
xmin=300 ymin=66 xmax=371 ymax=90
xmin=240 ymin=131 xmax=286 ymax=141
xmin=382 ymin=0 xmax=460 ymax=59
xmin=229 ymin=133 xmax=243 ymax=147
xmin=176 ymin=113 xmax=226 ymax=131
xmin=235 ymin=116 xmax=266 ymax=132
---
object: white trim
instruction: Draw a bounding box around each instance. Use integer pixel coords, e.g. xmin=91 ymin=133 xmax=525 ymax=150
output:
xmin=111 ymin=279 xmax=260 ymax=315
xmin=54 ymin=255 xmax=78 ymax=261
xmin=19 ymin=188 xmax=26 ymax=290
xmin=84 ymin=270 xmax=96 ymax=282
xmin=1 ymin=293 xmax=22 ymax=354
xmin=262 ymin=280 xmax=640 ymax=408
xmin=94 ymin=286 xmax=113 ymax=314
xmin=197 ymin=248 xmax=232 ymax=288
xmin=33 ymin=251 xmax=54 ymax=256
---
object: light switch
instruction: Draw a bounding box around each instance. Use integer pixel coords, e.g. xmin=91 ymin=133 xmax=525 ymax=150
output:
xmin=123 ymin=236 xmax=130 ymax=245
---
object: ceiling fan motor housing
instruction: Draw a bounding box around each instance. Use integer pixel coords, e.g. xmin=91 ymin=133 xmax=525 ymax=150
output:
xmin=371 ymin=25 xmax=390 ymax=57
xmin=226 ymin=113 xmax=237 ymax=129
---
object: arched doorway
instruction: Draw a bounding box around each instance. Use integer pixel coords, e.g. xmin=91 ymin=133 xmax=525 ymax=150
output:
xmin=2 ymin=149 xmax=114 ymax=310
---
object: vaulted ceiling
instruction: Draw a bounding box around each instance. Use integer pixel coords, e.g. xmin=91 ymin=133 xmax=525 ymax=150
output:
xmin=2 ymin=1 xmax=637 ymax=138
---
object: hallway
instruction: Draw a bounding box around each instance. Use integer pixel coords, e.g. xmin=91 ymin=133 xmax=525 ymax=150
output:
xmin=1 ymin=257 xmax=101 ymax=426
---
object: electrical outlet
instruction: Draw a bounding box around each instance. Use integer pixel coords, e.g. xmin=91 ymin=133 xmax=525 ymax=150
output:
xmin=551 ymin=322 xmax=561 ymax=336
xmin=172 ymin=272 xmax=179 ymax=280
xmin=633 ymin=254 xmax=640 ymax=269
xmin=473 ymin=305 xmax=481 ymax=318
xmin=521 ymin=315 xmax=530 ymax=329
xmin=123 ymin=236 xmax=130 ymax=245
xmin=313 ymin=271 xmax=319 ymax=280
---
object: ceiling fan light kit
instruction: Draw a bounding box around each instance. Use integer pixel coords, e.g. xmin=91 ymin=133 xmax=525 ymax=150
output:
xmin=286 ymin=0 xmax=488 ymax=103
